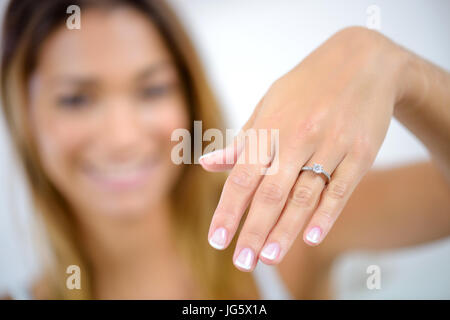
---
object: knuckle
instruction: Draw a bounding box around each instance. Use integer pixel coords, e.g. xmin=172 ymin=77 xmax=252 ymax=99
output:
xmin=278 ymin=161 xmax=298 ymax=176
xmin=352 ymin=136 xmax=375 ymax=162
xmin=332 ymin=130 xmax=350 ymax=149
xmin=326 ymin=180 xmax=349 ymax=200
xmin=268 ymin=77 xmax=284 ymax=93
xmin=329 ymin=124 xmax=343 ymax=140
xmin=316 ymin=208 xmax=334 ymax=223
xmin=336 ymin=26 xmax=380 ymax=49
xmin=296 ymin=117 xmax=321 ymax=141
xmin=229 ymin=167 xmax=255 ymax=189
xmin=289 ymin=184 xmax=315 ymax=208
xmin=256 ymin=182 xmax=284 ymax=205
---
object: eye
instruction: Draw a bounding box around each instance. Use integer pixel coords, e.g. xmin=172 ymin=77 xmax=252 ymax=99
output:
xmin=139 ymin=84 xmax=172 ymax=100
xmin=57 ymin=94 xmax=90 ymax=109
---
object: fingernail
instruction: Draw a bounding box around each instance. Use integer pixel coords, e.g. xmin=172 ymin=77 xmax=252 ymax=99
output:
xmin=260 ymin=242 xmax=280 ymax=261
xmin=234 ymin=248 xmax=254 ymax=270
xmin=199 ymin=150 xmax=222 ymax=165
xmin=306 ymin=227 xmax=322 ymax=244
xmin=209 ymin=227 xmax=227 ymax=250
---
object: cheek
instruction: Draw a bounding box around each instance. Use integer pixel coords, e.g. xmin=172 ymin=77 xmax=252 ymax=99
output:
xmin=156 ymin=102 xmax=190 ymax=139
xmin=141 ymin=99 xmax=190 ymax=156
xmin=144 ymin=101 xmax=189 ymax=187
xmin=32 ymin=109 xmax=91 ymax=184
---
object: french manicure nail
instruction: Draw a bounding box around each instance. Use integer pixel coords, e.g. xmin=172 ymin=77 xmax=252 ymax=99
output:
xmin=260 ymin=242 xmax=280 ymax=261
xmin=199 ymin=150 xmax=222 ymax=164
xmin=306 ymin=227 xmax=322 ymax=244
xmin=235 ymin=248 xmax=254 ymax=270
xmin=209 ymin=227 xmax=227 ymax=250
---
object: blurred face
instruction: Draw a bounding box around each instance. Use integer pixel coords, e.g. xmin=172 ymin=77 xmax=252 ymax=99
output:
xmin=28 ymin=7 xmax=189 ymax=218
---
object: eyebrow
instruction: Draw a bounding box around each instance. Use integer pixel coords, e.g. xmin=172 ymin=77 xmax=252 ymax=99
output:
xmin=49 ymin=60 xmax=175 ymax=86
xmin=135 ymin=60 xmax=175 ymax=81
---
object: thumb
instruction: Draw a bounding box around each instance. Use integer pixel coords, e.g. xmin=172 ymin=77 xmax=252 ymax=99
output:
xmin=198 ymin=132 xmax=245 ymax=172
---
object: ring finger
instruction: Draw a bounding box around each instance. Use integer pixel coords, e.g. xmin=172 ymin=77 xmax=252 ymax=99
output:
xmin=258 ymin=149 xmax=346 ymax=264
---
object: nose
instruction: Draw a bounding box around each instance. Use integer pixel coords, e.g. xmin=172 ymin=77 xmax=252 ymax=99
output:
xmin=100 ymin=100 xmax=142 ymax=157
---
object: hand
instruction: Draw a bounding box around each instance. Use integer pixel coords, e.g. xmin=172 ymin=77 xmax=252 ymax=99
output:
xmin=200 ymin=26 xmax=407 ymax=271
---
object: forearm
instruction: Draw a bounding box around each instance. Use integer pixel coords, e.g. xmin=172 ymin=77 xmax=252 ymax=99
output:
xmin=394 ymin=48 xmax=450 ymax=184
xmin=321 ymin=161 xmax=450 ymax=258
xmin=313 ymin=36 xmax=450 ymax=260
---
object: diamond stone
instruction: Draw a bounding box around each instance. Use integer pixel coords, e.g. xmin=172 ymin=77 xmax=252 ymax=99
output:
xmin=313 ymin=164 xmax=323 ymax=173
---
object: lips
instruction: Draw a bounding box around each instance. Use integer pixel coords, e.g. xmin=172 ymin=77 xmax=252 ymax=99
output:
xmin=83 ymin=157 xmax=159 ymax=192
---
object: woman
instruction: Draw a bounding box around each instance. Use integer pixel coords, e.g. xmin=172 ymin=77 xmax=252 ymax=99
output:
xmin=1 ymin=0 xmax=449 ymax=299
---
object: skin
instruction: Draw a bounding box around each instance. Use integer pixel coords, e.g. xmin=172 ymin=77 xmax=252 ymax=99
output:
xmin=281 ymin=161 xmax=450 ymax=299
xmin=14 ymin=7 xmax=449 ymax=299
xmin=201 ymin=27 xmax=450 ymax=273
xmin=29 ymin=8 xmax=199 ymax=298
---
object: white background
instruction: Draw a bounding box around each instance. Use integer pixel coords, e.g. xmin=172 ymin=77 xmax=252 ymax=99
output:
xmin=1 ymin=0 xmax=449 ymax=298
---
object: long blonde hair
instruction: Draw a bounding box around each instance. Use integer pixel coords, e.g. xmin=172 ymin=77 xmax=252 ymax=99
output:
xmin=1 ymin=0 xmax=258 ymax=299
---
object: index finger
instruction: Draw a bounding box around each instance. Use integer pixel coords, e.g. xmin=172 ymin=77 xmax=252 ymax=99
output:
xmin=207 ymin=131 xmax=271 ymax=250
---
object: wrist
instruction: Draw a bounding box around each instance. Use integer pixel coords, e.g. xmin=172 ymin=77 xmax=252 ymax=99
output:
xmin=392 ymin=45 xmax=426 ymax=115
xmin=338 ymin=27 xmax=409 ymax=113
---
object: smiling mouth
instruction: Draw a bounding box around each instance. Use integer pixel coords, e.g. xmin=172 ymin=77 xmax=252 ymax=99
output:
xmin=83 ymin=157 xmax=159 ymax=192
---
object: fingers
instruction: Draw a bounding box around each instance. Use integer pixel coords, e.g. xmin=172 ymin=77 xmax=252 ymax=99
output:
xmin=207 ymin=132 xmax=269 ymax=251
xmin=255 ymin=150 xmax=345 ymax=266
xmin=231 ymin=150 xmax=311 ymax=271
xmin=302 ymin=154 xmax=365 ymax=246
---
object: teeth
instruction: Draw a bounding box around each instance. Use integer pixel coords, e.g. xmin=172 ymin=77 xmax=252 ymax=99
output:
xmin=98 ymin=167 xmax=143 ymax=179
xmin=97 ymin=165 xmax=143 ymax=176
xmin=88 ymin=161 xmax=152 ymax=180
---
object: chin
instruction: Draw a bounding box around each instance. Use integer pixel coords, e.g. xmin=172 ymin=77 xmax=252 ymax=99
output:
xmin=91 ymin=192 xmax=162 ymax=219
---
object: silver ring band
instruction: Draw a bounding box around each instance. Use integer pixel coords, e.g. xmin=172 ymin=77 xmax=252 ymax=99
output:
xmin=300 ymin=163 xmax=331 ymax=184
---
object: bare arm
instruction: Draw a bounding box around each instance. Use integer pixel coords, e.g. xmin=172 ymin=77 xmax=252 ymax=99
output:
xmin=319 ymin=161 xmax=450 ymax=259
xmin=395 ymin=49 xmax=450 ymax=184
xmin=320 ymin=46 xmax=450 ymax=257
xmin=201 ymin=27 xmax=450 ymax=273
